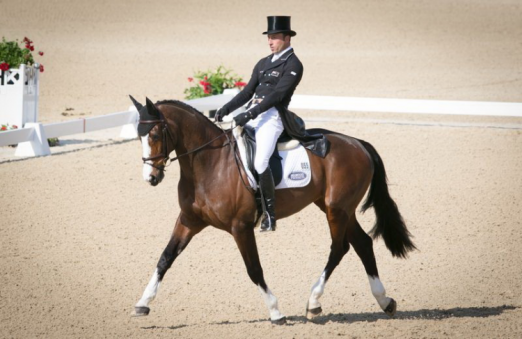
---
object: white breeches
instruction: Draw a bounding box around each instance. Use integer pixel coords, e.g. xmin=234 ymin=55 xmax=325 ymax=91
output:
xmin=247 ymin=106 xmax=284 ymax=173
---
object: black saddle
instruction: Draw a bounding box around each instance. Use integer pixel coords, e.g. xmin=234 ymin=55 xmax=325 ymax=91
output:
xmin=241 ymin=125 xmax=287 ymax=186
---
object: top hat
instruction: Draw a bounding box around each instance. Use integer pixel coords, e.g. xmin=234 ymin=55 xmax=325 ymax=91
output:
xmin=262 ymin=16 xmax=296 ymax=37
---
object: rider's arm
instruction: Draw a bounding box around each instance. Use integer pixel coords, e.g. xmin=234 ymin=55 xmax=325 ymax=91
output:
xmin=248 ymin=58 xmax=303 ymax=118
xmin=221 ymin=60 xmax=261 ymax=114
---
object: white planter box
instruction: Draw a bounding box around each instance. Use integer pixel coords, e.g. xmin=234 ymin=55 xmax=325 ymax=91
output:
xmin=0 ymin=64 xmax=40 ymax=128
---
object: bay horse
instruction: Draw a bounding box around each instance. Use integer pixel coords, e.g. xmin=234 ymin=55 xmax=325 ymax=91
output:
xmin=131 ymin=97 xmax=416 ymax=324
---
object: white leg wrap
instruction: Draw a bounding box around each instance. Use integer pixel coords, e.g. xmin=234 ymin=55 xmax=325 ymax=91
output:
xmin=368 ymin=275 xmax=391 ymax=310
xmin=257 ymin=285 xmax=284 ymax=321
xmin=136 ymin=269 xmax=161 ymax=307
xmin=307 ymin=270 xmax=326 ymax=309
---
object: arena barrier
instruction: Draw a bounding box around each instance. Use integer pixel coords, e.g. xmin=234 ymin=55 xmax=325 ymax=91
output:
xmin=1 ymin=93 xmax=521 ymax=157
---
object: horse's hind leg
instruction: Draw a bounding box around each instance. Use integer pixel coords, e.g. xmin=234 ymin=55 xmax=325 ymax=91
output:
xmin=346 ymin=215 xmax=396 ymax=317
xmin=133 ymin=214 xmax=203 ymax=317
xmin=231 ymin=223 xmax=286 ymax=325
xmin=306 ymin=206 xmax=351 ymax=320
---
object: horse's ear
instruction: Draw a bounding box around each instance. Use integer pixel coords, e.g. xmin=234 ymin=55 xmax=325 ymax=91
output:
xmin=129 ymin=95 xmax=144 ymax=111
xmin=145 ymin=97 xmax=160 ymax=118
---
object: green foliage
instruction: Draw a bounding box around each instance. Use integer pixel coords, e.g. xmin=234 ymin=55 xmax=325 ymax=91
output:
xmin=183 ymin=65 xmax=247 ymax=100
xmin=0 ymin=37 xmax=43 ymax=71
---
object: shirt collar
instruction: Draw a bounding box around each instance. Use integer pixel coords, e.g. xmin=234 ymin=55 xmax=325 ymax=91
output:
xmin=271 ymin=46 xmax=293 ymax=62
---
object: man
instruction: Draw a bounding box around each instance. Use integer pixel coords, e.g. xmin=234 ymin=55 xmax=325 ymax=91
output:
xmin=215 ymin=16 xmax=328 ymax=232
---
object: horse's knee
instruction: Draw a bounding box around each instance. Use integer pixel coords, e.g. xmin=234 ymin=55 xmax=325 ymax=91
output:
xmin=343 ymin=238 xmax=351 ymax=254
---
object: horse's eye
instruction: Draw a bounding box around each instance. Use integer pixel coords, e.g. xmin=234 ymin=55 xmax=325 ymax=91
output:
xmin=151 ymin=134 xmax=160 ymax=142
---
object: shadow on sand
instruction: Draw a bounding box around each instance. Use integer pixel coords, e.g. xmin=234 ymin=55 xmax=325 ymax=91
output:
xmin=140 ymin=304 xmax=517 ymax=330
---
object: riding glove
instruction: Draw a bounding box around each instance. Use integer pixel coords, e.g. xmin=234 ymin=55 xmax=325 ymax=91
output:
xmin=214 ymin=108 xmax=228 ymax=122
xmin=233 ymin=111 xmax=254 ymax=127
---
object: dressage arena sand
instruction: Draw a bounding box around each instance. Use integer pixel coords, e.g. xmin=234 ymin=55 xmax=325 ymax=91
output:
xmin=2 ymin=1 xmax=522 ymax=338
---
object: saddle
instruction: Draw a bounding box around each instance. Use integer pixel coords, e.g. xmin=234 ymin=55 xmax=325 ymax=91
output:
xmin=241 ymin=125 xmax=300 ymax=187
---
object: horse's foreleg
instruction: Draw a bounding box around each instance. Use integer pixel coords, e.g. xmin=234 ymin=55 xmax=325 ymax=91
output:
xmin=133 ymin=215 xmax=202 ymax=317
xmin=346 ymin=217 xmax=396 ymax=317
xmin=306 ymin=207 xmax=350 ymax=320
xmin=232 ymin=224 xmax=286 ymax=325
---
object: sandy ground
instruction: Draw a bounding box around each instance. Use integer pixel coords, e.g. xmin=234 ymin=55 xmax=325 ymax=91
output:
xmin=2 ymin=0 xmax=522 ymax=338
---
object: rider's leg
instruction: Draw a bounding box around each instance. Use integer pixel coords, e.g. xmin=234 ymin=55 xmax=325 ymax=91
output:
xmin=248 ymin=109 xmax=284 ymax=232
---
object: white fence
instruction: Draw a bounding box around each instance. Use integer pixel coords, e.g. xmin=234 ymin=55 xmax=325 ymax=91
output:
xmin=1 ymin=93 xmax=522 ymax=158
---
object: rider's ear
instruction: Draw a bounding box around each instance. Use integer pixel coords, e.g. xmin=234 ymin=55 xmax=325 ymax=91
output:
xmin=145 ymin=97 xmax=160 ymax=118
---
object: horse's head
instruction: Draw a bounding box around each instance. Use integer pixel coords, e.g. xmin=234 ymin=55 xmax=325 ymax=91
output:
xmin=130 ymin=96 xmax=171 ymax=186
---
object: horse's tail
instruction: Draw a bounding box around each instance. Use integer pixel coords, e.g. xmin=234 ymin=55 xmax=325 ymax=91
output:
xmin=358 ymin=139 xmax=417 ymax=258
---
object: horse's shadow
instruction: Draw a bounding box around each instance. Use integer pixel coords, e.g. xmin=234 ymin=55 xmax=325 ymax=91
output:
xmin=140 ymin=305 xmax=517 ymax=330
xmin=285 ymin=304 xmax=517 ymax=326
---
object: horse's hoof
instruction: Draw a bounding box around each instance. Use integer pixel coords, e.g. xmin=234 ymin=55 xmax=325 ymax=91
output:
xmin=132 ymin=306 xmax=150 ymax=317
xmin=306 ymin=306 xmax=323 ymax=320
xmin=271 ymin=316 xmax=287 ymax=325
xmin=384 ymin=298 xmax=397 ymax=317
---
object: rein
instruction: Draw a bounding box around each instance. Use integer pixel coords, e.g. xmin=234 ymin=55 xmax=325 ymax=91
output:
xmin=139 ymin=115 xmax=236 ymax=170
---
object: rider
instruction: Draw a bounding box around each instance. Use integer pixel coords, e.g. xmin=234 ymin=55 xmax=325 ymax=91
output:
xmin=215 ymin=16 xmax=328 ymax=232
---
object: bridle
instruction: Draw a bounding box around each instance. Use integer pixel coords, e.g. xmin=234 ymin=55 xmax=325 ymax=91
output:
xmin=139 ymin=113 xmax=235 ymax=171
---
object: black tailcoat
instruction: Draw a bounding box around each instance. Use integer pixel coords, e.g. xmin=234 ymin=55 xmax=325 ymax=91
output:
xmin=222 ymin=48 xmax=329 ymax=157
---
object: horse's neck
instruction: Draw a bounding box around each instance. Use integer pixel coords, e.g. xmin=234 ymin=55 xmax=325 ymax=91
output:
xmin=167 ymin=109 xmax=228 ymax=178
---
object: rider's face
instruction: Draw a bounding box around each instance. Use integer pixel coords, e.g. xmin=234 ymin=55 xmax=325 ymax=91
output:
xmin=268 ymin=33 xmax=290 ymax=54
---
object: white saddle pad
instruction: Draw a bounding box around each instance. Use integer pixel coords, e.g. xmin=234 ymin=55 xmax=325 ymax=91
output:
xmin=232 ymin=126 xmax=311 ymax=190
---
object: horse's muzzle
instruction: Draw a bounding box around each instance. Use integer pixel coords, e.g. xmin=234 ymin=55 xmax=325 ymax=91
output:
xmin=148 ymin=171 xmax=164 ymax=186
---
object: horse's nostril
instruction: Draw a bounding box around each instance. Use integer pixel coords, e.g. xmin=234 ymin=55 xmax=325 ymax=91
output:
xmin=150 ymin=176 xmax=158 ymax=186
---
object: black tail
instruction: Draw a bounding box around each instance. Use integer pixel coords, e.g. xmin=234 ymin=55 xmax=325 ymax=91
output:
xmin=358 ymin=139 xmax=417 ymax=258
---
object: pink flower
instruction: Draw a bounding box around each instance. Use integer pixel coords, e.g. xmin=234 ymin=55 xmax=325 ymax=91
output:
xmin=188 ymin=77 xmax=193 ymax=82
xmin=12 ymin=125 xmax=18 ymax=129
xmin=0 ymin=62 xmax=9 ymax=71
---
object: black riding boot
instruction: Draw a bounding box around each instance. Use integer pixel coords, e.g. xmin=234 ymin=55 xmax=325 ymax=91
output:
xmin=259 ymin=167 xmax=276 ymax=232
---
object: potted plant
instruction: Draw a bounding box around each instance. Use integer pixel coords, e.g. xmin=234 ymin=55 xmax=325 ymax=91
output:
xmin=0 ymin=36 xmax=44 ymax=128
xmin=184 ymin=65 xmax=246 ymax=117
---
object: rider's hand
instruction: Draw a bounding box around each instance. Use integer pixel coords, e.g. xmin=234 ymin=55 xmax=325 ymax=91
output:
xmin=233 ymin=111 xmax=254 ymax=127
xmin=214 ymin=108 xmax=227 ymax=122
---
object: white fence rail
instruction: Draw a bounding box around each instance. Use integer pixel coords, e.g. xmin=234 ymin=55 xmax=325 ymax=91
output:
xmin=290 ymin=95 xmax=522 ymax=117
xmin=1 ymin=94 xmax=521 ymax=158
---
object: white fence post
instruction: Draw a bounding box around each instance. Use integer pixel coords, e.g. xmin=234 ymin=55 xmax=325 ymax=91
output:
xmin=14 ymin=123 xmax=51 ymax=156
xmin=120 ymin=107 xmax=138 ymax=139
xmin=0 ymin=64 xmax=40 ymax=128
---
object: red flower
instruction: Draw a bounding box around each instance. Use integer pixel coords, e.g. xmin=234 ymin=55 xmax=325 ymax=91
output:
xmin=1 ymin=126 xmax=6 ymax=131
xmin=235 ymin=81 xmax=247 ymax=88
xmin=12 ymin=125 xmax=18 ymax=129
xmin=199 ymin=80 xmax=210 ymax=87
xmin=203 ymin=86 xmax=211 ymax=94
xmin=188 ymin=77 xmax=193 ymax=82
xmin=39 ymin=64 xmax=44 ymax=73
xmin=204 ymin=76 xmax=208 ymax=81
xmin=38 ymin=51 xmax=44 ymax=56
xmin=28 ymin=45 xmax=34 ymax=51
xmin=0 ymin=62 xmax=9 ymax=71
